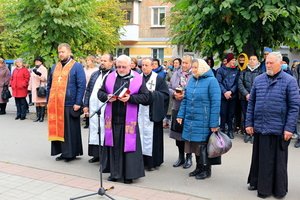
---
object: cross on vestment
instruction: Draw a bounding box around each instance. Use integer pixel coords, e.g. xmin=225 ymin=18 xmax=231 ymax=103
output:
xmin=149 ymin=80 xmax=155 ymax=91
xmin=58 ymin=76 xmax=62 ymax=82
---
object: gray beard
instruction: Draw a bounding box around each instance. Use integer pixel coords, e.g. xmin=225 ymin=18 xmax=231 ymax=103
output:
xmin=266 ymin=69 xmax=274 ymax=76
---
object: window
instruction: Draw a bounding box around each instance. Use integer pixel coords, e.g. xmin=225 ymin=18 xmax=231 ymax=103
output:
xmin=121 ymin=1 xmax=133 ymax=24
xmin=152 ymin=48 xmax=164 ymax=63
xmin=151 ymin=7 xmax=166 ymax=27
xmin=125 ymin=10 xmax=132 ymax=24
xmin=116 ymin=48 xmax=129 ymax=57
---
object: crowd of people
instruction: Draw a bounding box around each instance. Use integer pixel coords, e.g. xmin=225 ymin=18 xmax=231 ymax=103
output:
xmin=1 ymin=43 xmax=300 ymax=199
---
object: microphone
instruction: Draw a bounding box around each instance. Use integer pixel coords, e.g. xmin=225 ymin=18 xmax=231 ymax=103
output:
xmin=123 ymin=75 xmax=134 ymax=79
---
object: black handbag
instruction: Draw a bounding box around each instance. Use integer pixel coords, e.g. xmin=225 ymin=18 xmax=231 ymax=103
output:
xmin=36 ymin=81 xmax=47 ymax=97
xmin=199 ymin=143 xmax=221 ymax=166
xmin=1 ymin=85 xmax=12 ymax=100
xmin=170 ymin=109 xmax=184 ymax=133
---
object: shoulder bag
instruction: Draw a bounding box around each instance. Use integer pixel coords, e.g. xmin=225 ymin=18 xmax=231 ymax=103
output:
xmin=1 ymin=84 xmax=12 ymax=100
xmin=36 ymin=81 xmax=47 ymax=97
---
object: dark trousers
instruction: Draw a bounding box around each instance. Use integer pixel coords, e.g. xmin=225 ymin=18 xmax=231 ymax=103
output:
xmin=28 ymin=91 xmax=32 ymax=104
xmin=15 ymin=97 xmax=27 ymax=118
xmin=234 ymin=99 xmax=242 ymax=131
xmin=0 ymin=103 xmax=7 ymax=114
xmin=241 ymin=100 xmax=248 ymax=130
xmin=220 ymin=98 xmax=237 ymax=132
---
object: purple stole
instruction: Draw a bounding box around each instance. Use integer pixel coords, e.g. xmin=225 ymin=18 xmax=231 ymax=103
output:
xmin=104 ymin=71 xmax=142 ymax=152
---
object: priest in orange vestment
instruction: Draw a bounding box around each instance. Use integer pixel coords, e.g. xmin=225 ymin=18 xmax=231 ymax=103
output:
xmin=47 ymin=43 xmax=86 ymax=162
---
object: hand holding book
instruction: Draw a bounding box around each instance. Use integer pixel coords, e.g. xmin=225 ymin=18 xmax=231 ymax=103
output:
xmin=118 ymin=87 xmax=130 ymax=102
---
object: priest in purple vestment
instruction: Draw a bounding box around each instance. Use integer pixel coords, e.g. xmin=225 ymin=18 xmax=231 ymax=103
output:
xmin=98 ymin=55 xmax=150 ymax=184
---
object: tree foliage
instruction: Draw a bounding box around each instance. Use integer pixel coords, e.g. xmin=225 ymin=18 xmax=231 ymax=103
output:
xmin=167 ymin=0 xmax=300 ymax=58
xmin=0 ymin=0 xmax=125 ymax=66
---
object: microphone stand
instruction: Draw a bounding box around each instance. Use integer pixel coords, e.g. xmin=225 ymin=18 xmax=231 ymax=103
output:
xmin=70 ymin=82 xmax=128 ymax=200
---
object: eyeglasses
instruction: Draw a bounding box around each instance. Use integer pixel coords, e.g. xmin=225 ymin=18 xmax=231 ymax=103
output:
xmin=116 ymin=66 xmax=127 ymax=69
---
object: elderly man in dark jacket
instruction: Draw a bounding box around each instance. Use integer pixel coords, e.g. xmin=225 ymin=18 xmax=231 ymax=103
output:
xmin=246 ymin=52 xmax=300 ymax=199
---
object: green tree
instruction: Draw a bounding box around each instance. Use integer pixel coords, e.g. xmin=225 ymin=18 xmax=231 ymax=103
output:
xmin=0 ymin=0 xmax=125 ymax=66
xmin=167 ymin=0 xmax=300 ymax=58
xmin=0 ymin=1 xmax=21 ymax=59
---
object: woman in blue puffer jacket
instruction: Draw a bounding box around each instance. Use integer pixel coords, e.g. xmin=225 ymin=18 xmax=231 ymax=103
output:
xmin=177 ymin=59 xmax=221 ymax=180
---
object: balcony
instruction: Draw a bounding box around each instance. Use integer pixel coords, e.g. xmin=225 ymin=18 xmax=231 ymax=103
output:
xmin=120 ymin=24 xmax=139 ymax=41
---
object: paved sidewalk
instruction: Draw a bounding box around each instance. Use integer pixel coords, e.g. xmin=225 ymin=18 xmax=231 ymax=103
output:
xmin=1 ymin=101 xmax=300 ymax=200
xmin=0 ymin=162 xmax=203 ymax=200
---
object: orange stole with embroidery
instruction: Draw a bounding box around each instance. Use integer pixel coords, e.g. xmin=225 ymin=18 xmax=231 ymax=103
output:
xmin=48 ymin=60 xmax=75 ymax=141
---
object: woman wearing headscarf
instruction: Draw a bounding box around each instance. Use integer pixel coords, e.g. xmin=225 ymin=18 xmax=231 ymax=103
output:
xmin=177 ymin=59 xmax=221 ymax=179
xmin=28 ymin=56 xmax=48 ymax=122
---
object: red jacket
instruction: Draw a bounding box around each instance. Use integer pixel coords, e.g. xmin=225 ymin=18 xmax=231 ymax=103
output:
xmin=10 ymin=67 xmax=30 ymax=97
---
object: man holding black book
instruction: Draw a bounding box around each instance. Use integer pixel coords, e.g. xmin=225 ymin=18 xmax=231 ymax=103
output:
xmin=98 ymin=55 xmax=150 ymax=184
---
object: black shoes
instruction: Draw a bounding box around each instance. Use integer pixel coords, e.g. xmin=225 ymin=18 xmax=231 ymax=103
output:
xmin=88 ymin=157 xmax=99 ymax=163
xmin=182 ymin=154 xmax=192 ymax=169
xmin=15 ymin=116 xmax=21 ymax=120
xmin=20 ymin=117 xmax=26 ymax=120
xmin=107 ymin=176 xmax=117 ymax=182
xmin=55 ymin=155 xmax=65 ymax=161
xmin=146 ymin=167 xmax=155 ymax=171
xmin=244 ymin=135 xmax=251 ymax=143
xmin=173 ymin=159 xmax=185 ymax=167
xmin=228 ymin=131 xmax=234 ymax=139
xmin=294 ymin=139 xmax=300 ymax=148
xmin=64 ymin=157 xmax=76 ymax=162
xmin=195 ymin=165 xmax=211 ymax=180
xmin=257 ymin=193 xmax=270 ymax=199
xmin=195 ymin=170 xmax=211 ymax=180
xmin=124 ymin=179 xmax=133 ymax=184
xmin=248 ymin=185 xmax=257 ymax=191
xmin=274 ymin=194 xmax=286 ymax=199
xmin=55 ymin=155 xmax=76 ymax=162
xmin=189 ymin=166 xmax=201 ymax=177
xmin=107 ymin=176 xmax=132 ymax=184
xmin=173 ymin=153 xmax=185 ymax=167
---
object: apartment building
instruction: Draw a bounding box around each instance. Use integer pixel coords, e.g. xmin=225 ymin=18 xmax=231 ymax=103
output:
xmin=117 ymin=0 xmax=176 ymax=62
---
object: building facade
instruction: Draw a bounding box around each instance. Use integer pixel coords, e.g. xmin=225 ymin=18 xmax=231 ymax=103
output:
xmin=118 ymin=0 xmax=177 ymax=62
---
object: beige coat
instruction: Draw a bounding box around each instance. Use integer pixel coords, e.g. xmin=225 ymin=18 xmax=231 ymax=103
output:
xmin=28 ymin=65 xmax=48 ymax=103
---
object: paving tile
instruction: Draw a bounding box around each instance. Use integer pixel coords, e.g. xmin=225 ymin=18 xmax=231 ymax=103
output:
xmin=0 ymin=188 xmax=35 ymax=200
xmin=16 ymin=179 xmax=57 ymax=194
xmin=0 ymin=161 xmax=204 ymax=200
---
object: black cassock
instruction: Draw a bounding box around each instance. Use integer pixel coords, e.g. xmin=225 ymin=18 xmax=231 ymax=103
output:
xmin=98 ymin=72 xmax=150 ymax=180
xmin=142 ymin=73 xmax=169 ymax=169
xmin=51 ymin=107 xmax=83 ymax=158
xmin=248 ymin=134 xmax=289 ymax=197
